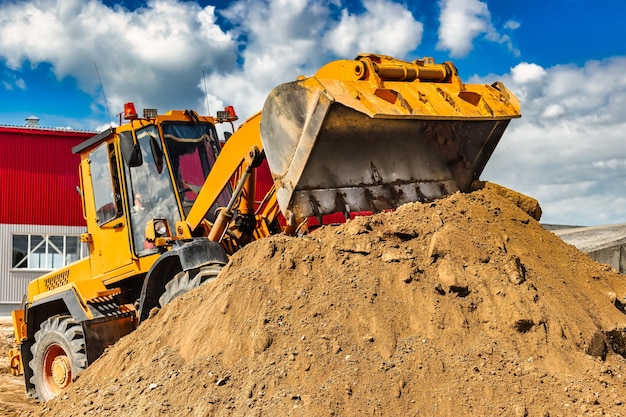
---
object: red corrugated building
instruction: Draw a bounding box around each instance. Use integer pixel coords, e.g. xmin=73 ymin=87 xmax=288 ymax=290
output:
xmin=0 ymin=122 xmax=95 ymax=314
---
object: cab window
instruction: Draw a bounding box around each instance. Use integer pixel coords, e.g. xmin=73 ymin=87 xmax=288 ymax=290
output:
xmin=89 ymin=142 xmax=121 ymax=225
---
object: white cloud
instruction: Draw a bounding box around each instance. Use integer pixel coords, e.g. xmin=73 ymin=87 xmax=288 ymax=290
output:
xmin=437 ymin=0 xmax=492 ymax=57
xmin=207 ymin=0 xmax=333 ymax=118
xmin=0 ymin=0 xmax=238 ymax=120
xmin=481 ymin=57 xmax=626 ymax=225
xmin=204 ymin=0 xmax=424 ymax=118
xmin=0 ymin=0 xmax=425 ymax=125
xmin=323 ymin=0 xmax=423 ymax=57
xmin=541 ymin=103 xmax=566 ymax=119
xmin=437 ymin=0 xmax=519 ymax=57
xmin=1 ymin=73 xmax=26 ymax=91
xmin=511 ymin=62 xmax=546 ymax=84
xmin=504 ymin=19 xmax=520 ymax=31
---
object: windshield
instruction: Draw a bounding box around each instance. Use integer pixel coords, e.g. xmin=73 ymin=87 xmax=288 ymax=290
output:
xmin=125 ymin=125 xmax=181 ymax=256
xmin=162 ymin=122 xmax=231 ymax=220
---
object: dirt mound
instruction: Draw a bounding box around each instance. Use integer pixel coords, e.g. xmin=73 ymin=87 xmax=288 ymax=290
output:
xmin=29 ymin=186 xmax=626 ymax=416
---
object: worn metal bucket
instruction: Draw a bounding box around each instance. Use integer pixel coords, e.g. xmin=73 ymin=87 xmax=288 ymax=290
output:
xmin=260 ymin=54 xmax=521 ymax=224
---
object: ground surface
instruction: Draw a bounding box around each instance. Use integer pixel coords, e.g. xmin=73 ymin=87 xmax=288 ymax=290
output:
xmin=5 ymin=184 xmax=626 ymax=416
xmin=0 ymin=320 xmax=39 ymax=417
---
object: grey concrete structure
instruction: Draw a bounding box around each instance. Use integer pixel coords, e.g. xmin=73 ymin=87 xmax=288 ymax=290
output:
xmin=547 ymin=224 xmax=626 ymax=274
xmin=0 ymin=224 xmax=86 ymax=316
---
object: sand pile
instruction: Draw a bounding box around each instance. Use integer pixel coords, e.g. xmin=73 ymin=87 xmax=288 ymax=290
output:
xmin=28 ymin=184 xmax=626 ymax=416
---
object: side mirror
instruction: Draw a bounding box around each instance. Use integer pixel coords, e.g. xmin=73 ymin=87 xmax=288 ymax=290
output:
xmin=120 ymin=131 xmax=142 ymax=167
xmin=223 ymin=131 xmax=232 ymax=142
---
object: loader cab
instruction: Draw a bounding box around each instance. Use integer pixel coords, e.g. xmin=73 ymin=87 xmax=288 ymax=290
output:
xmin=120 ymin=115 xmax=231 ymax=256
xmin=74 ymin=108 xmax=231 ymax=273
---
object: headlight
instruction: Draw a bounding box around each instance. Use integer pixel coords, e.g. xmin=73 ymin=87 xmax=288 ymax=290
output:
xmin=155 ymin=220 xmax=168 ymax=236
xmin=145 ymin=218 xmax=170 ymax=242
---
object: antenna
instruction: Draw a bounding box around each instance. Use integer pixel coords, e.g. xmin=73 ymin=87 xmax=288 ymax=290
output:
xmin=203 ymin=70 xmax=210 ymax=116
xmin=94 ymin=62 xmax=113 ymax=128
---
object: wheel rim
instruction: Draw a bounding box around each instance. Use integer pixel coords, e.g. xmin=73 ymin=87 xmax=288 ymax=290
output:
xmin=43 ymin=344 xmax=72 ymax=396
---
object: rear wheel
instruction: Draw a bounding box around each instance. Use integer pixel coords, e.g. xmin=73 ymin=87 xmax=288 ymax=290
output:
xmin=159 ymin=264 xmax=222 ymax=307
xmin=30 ymin=316 xmax=87 ymax=401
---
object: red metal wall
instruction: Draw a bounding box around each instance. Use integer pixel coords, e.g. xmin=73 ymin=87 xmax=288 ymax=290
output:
xmin=0 ymin=126 xmax=95 ymax=226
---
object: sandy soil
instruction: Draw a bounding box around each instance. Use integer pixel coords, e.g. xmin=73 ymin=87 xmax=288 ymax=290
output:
xmin=8 ymin=184 xmax=626 ymax=416
xmin=0 ymin=320 xmax=39 ymax=417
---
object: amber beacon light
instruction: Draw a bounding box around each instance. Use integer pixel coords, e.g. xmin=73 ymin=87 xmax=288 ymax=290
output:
xmin=123 ymin=102 xmax=138 ymax=120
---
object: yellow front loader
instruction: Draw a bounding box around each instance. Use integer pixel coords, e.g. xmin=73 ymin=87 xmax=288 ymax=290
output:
xmin=9 ymin=53 xmax=520 ymax=400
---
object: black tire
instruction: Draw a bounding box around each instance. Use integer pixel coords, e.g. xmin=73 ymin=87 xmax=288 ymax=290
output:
xmin=30 ymin=316 xmax=87 ymax=401
xmin=158 ymin=264 xmax=222 ymax=307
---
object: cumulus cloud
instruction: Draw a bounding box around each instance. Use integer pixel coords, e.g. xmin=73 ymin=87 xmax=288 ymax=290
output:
xmin=323 ymin=0 xmax=423 ymax=57
xmin=207 ymin=0 xmax=424 ymax=118
xmin=541 ymin=104 xmax=566 ymax=119
xmin=0 ymin=0 xmax=238 ymax=119
xmin=511 ymin=62 xmax=546 ymax=84
xmin=205 ymin=0 xmax=334 ymax=118
xmin=480 ymin=57 xmax=626 ymax=225
xmin=437 ymin=0 xmax=519 ymax=57
xmin=0 ymin=0 xmax=425 ymax=124
xmin=506 ymin=62 xmax=549 ymax=106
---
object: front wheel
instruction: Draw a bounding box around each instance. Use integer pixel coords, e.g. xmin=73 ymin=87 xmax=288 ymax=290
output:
xmin=159 ymin=264 xmax=222 ymax=307
xmin=29 ymin=316 xmax=87 ymax=401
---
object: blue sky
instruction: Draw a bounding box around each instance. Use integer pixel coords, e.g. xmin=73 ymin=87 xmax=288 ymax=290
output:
xmin=1 ymin=0 xmax=625 ymax=226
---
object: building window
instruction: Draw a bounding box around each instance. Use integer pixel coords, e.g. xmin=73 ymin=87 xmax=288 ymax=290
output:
xmin=11 ymin=234 xmax=86 ymax=270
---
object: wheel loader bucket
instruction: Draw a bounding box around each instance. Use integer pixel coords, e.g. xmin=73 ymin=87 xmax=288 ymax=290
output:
xmin=260 ymin=54 xmax=521 ymax=225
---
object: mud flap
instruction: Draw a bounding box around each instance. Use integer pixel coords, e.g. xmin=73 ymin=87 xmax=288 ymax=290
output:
xmin=20 ymin=340 xmax=36 ymax=398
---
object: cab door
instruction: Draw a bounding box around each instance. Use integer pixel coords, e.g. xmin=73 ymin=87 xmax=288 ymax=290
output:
xmin=84 ymin=141 xmax=133 ymax=278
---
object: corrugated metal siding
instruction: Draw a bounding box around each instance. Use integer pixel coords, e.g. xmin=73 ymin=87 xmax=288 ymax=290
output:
xmin=0 ymin=127 xmax=94 ymax=226
xmin=0 ymin=223 xmax=86 ymax=305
